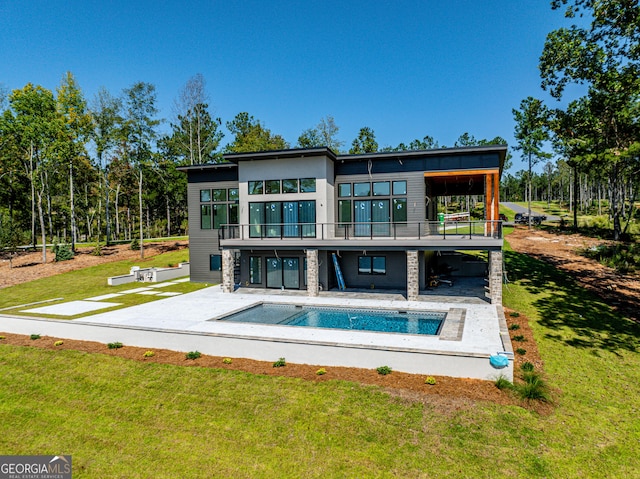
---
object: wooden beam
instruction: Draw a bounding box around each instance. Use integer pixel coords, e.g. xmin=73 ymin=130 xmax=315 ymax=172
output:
xmin=424 ymin=169 xmax=499 ymax=178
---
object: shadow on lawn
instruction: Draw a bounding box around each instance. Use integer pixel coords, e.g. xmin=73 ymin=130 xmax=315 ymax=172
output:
xmin=504 ymin=250 xmax=640 ymax=356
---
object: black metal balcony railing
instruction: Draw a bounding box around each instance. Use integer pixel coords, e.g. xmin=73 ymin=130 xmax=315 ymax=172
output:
xmin=219 ymin=221 xmax=503 ymax=241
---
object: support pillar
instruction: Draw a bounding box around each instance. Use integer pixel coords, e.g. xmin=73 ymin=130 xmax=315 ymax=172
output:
xmin=222 ymin=249 xmax=234 ymax=293
xmin=306 ymin=249 xmax=319 ymax=297
xmin=488 ymin=250 xmax=503 ymax=305
xmin=407 ymin=250 xmax=419 ymax=301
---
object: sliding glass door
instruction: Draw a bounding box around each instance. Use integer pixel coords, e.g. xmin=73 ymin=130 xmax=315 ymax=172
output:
xmin=266 ymin=257 xmax=300 ymax=289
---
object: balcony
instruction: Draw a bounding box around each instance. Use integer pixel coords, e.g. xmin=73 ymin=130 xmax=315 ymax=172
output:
xmin=219 ymin=221 xmax=503 ymax=251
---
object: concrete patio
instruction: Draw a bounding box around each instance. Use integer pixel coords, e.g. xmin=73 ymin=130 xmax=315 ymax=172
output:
xmin=0 ymin=282 xmax=513 ymax=380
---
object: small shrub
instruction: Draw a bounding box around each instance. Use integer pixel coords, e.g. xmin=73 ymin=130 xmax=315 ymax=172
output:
xmin=107 ymin=342 xmax=123 ymax=349
xmin=143 ymin=351 xmax=155 ymax=358
xmin=185 ymin=351 xmax=201 ymax=360
xmin=509 ymin=324 xmax=521 ymax=330
xmin=53 ymin=243 xmax=74 ymax=262
xmin=316 ymin=368 xmax=327 ymax=375
xmin=222 ymin=358 xmax=232 ymax=364
xmin=0 ymin=335 xmax=6 ymax=340
xmin=130 ymin=238 xmax=140 ymax=251
xmin=521 ymin=362 xmax=535 ymax=372
xmin=515 ymin=371 xmax=550 ymax=402
xmin=92 ymin=243 xmax=103 ymax=256
xmin=495 ymin=375 xmax=513 ymax=390
xmin=512 ymin=334 xmax=526 ymax=342
xmin=273 ymin=357 xmax=286 ymax=368
xmin=425 ymin=376 xmax=436 ymax=385
xmin=376 ymin=365 xmax=392 ymax=375
xmin=54 ymin=340 xmax=64 ymax=346
xmin=516 ymin=347 xmax=527 ymax=355
xmin=30 ymin=334 xmax=41 ymax=340
xmin=509 ymin=311 xmax=520 ymax=318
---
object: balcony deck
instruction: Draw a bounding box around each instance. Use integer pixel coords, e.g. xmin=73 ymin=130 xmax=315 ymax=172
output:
xmin=219 ymin=221 xmax=503 ymax=251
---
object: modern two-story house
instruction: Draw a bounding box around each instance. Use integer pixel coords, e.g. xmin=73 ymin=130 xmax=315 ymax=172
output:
xmin=178 ymin=145 xmax=506 ymax=303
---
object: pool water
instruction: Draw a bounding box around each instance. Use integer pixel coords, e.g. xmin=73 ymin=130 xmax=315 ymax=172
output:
xmin=217 ymin=304 xmax=445 ymax=336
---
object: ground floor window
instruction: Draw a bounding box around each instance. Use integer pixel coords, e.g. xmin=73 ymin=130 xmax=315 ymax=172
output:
xmin=210 ymin=254 xmax=222 ymax=271
xmin=249 ymin=256 xmax=262 ymax=284
xmin=358 ymin=256 xmax=386 ymax=275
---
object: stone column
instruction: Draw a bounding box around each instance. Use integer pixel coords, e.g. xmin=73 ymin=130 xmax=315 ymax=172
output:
xmin=222 ymin=249 xmax=234 ymax=293
xmin=406 ymin=250 xmax=419 ymax=301
xmin=306 ymin=249 xmax=319 ymax=297
xmin=488 ymin=250 xmax=503 ymax=305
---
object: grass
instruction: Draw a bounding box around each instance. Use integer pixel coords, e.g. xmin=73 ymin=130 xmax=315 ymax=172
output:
xmin=1 ymin=232 xmax=640 ymax=476
xmin=0 ymin=248 xmax=209 ymax=318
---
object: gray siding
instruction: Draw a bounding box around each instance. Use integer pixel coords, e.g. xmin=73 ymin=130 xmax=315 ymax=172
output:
xmin=188 ymin=179 xmax=238 ymax=283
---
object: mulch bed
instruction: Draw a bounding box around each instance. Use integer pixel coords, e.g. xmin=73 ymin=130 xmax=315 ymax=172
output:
xmin=0 ymin=319 xmax=551 ymax=413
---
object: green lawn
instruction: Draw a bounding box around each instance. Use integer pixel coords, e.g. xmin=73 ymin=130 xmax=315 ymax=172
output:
xmin=0 ymin=248 xmax=209 ymax=317
xmin=1 ymin=234 xmax=639 ymax=477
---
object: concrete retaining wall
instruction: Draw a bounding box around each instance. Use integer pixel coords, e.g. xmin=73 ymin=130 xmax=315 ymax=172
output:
xmin=107 ymin=263 xmax=190 ymax=286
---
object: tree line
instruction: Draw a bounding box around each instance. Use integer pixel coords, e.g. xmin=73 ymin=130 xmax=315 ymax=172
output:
xmin=511 ymin=0 xmax=640 ymax=237
xmin=0 ymin=70 xmax=510 ymax=262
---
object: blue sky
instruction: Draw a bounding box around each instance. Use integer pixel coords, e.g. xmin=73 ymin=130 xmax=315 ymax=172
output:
xmin=1 ymin=1 xmax=581 ymax=171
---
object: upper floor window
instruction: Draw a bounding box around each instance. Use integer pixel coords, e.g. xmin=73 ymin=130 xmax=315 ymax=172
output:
xmin=212 ymin=188 xmax=227 ymax=202
xmin=249 ymin=180 xmax=264 ymax=195
xmin=299 ymin=178 xmax=316 ymax=193
xmin=338 ymin=183 xmax=351 ymax=197
xmin=200 ymin=186 xmax=239 ymax=229
xmin=373 ymin=181 xmax=390 ymax=196
xmin=282 ymin=178 xmax=299 ymax=193
xmin=392 ymin=180 xmax=407 ymax=195
xmin=353 ymin=182 xmax=371 ymax=197
xmin=265 ymin=180 xmax=280 ymax=194
xmin=200 ymin=189 xmax=211 ymax=202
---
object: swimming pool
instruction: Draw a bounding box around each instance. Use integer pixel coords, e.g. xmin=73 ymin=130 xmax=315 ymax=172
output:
xmin=216 ymin=303 xmax=445 ymax=336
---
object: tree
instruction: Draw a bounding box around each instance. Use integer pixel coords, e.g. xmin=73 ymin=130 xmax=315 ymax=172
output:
xmin=122 ymin=82 xmax=160 ymax=258
xmin=297 ymin=127 xmax=322 ymax=149
xmin=4 ymin=84 xmax=60 ymax=262
xmin=297 ymin=115 xmax=344 ymax=152
xmin=540 ymin=0 xmax=640 ymax=239
xmin=56 ymin=72 xmax=93 ymax=250
xmin=225 ymin=112 xmax=288 ymax=153
xmin=513 ymin=97 xmax=552 ymax=228
xmin=90 ymin=87 xmax=123 ymax=244
xmin=167 ymin=74 xmax=224 ymax=165
xmin=349 ymin=127 xmax=378 ymax=154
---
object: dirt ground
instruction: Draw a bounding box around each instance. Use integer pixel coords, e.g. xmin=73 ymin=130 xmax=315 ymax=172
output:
xmin=0 ymin=241 xmax=189 ymax=289
xmin=6 ymin=227 xmax=635 ymax=410
xmin=507 ymin=226 xmax=640 ymax=322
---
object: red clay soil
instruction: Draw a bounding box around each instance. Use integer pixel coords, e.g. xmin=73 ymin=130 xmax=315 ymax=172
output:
xmin=0 ymin=238 xmax=560 ymax=411
xmin=0 ymin=241 xmax=189 ymax=289
xmin=507 ymin=226 xmax=640 ymax=322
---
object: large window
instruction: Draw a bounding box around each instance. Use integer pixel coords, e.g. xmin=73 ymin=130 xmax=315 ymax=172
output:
xmin=248 ymin=201 xmax=316 ymax=238
xmin=200 ymin=187 xmax=239 ymax=230
xmin=336 ymin=180 xmax=408 ymax=235
xmin=358 ymin=256 xmax=386 ymax=275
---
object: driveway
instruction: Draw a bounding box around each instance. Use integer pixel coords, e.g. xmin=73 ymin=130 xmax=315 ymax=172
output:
xmin=501 ymin=202 xmax=561 ymax=221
